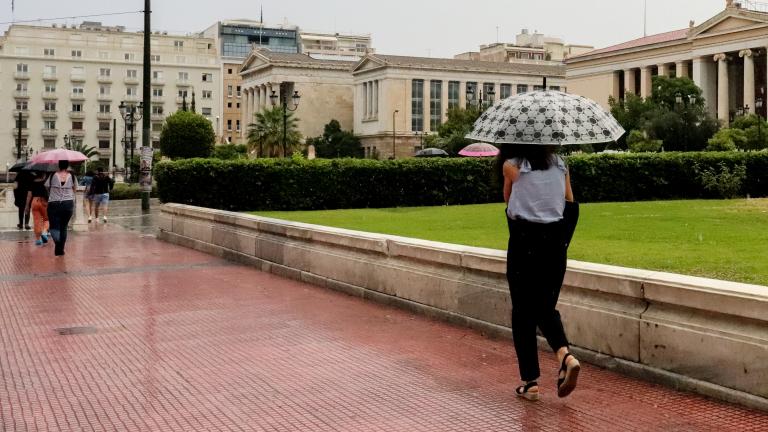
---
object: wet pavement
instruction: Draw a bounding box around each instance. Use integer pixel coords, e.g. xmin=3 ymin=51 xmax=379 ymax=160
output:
xmin=0 ymin=199 xmax=767 ymax=431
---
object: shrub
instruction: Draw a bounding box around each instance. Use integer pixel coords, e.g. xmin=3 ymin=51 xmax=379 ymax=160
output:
xmin=707 ymin=129 xmax=744 ymax=151
xmin=110 ymin=183 xmax=158 ymax=200
xmin=626 ymin=130 xmax=662 ymax=153
xmin=159 ymin=111 xmax=215 ymax=159
xmin=211 ymin=144 xmax=248 ymax=160
xmin=696 ymin=162 xmax=747 ymax=199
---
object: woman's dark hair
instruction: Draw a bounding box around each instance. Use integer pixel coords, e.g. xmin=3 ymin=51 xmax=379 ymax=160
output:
xmin=495 ymin=144 xmax=558 ymax=185
xmin=85 ymin=170 xmax=95 ymax=177
xmin=58 ymin=160 xmax=69 ymax=170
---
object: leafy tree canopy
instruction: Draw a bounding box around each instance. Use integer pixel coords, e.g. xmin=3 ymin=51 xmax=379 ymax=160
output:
xmin=159 ymin=111 xmax=215 ymax=159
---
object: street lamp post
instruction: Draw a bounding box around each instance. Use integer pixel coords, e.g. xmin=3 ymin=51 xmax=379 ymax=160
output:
xmin=466 ymin=86 xmax=495 ymax=111
xmin=414 ymin=131 xmax=426 ymax=150
xmin=119 ymin=101 xmax=143 ymax=183
xmin=756 ymin=97 xmax=764 ymax=145
xmin=269 ymin=86 xmax=301 ymax=157
xmin=392 ymin=110 xmax=399 ymax=159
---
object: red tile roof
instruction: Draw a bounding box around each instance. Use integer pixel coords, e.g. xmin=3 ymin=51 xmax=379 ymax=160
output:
xmin=571 ymin=28 xmax=690 ymax=59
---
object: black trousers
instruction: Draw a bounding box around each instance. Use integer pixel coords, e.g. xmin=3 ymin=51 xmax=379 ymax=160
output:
xmin=17 ymin=206 xmax=30 ymax=227
xmin=506 ymin=216 xmax=569 ymax=382
xmin=48 ymin=200 xmax=74 ymax=256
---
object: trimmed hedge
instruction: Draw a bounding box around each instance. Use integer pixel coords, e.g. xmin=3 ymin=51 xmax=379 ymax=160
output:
xmin=110 ymin=183 xmax=158 ymax=200
xmin=154 ymin=152 xmax=768 ymax=211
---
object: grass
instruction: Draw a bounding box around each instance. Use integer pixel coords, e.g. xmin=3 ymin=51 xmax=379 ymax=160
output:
xmin=253 ymin=199 xmax=768 ymax=286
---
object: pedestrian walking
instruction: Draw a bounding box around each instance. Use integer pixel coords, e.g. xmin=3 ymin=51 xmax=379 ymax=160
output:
xmin=12 ymin=170 xmax=32 ymax=230
xmin=25 ymin=172 xmax=50 ymax=246
xmin=80 ymin=170 xmax=95 ymax=223
xmin=499 ymin=144 xmax=580 ymax=401
xmin=90 ymin=168 xmax=114 ymax=223
xmin=46 ymin=160 xmax=77 ymax=257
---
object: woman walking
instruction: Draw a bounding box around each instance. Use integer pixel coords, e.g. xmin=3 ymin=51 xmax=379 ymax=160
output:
xmin=500 ymin=144 xmax=580 ymax=402
xmin=13 ymin=170 xmax=32 ymax=230
xmin=25 ymin=172 xmax=50 ymax=246
xmin=46 ymin=161 xmax=77 ymax=257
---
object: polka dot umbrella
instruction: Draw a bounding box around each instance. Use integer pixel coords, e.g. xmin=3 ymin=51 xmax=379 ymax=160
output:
xmin=466 ymin=91 xmax=625 ymax=145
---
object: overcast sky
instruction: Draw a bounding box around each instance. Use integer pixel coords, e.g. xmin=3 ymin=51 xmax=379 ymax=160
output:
xmin=2 ymin=0 xmax=728 ymax=57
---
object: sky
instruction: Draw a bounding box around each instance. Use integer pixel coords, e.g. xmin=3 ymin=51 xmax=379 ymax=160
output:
xmin=2 ymin=0 xmax=728 ymax=57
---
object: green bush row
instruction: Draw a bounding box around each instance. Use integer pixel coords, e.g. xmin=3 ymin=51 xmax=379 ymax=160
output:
xmin=154 ymin=152 xmax=768 ymax=210
xmin=110 ymin=183 xmax=158 ymax=200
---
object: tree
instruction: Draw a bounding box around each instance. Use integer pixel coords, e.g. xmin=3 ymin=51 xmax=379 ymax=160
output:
xmin=707 ymin=128 xmax=745 ymax=151
xmin=730 ymin=114 xmax=768 ymax=150
xmin=159 ymin=111 xmax=215 ymax=159
xmin=434 ymin=107 xmax=482 ymax=155
xmin=310 ymin=120 xmax=363 ymax=158
xmin=70 ymin=141 xmax=99 ymax=159
xmin=211 ymin=144 xmax=247 ymax=160
xmin=247 ymin=106 xmax=302 ymax=157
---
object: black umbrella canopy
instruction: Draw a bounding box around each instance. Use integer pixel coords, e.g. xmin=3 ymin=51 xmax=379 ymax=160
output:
xmin=8 ymin=161 xmax=26 ymax=173
xmin=414 ymin=148 xmax=449 ymax=157
xmin=22 ymin=162 xmax=57 ymax=173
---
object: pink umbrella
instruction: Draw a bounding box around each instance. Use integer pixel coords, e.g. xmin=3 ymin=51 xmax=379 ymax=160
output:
xmin=458 ymin=142 xmax=500 ymax=157
xmin=30 ymin=148 xmax=88 ymax=164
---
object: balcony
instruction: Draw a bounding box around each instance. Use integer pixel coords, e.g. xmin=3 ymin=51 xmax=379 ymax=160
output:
xmin=41 ymin=128 xmax=58 ymax=137
xmin=124 ymin=76 xmax=139 ymax=85
xmin=12 ymin=128 xmax=29 ymax=137
xmin=14 ymin=71 xmax=30 ymax=80
xmin=176 ymin=79 xmax=191 ymax=87
xmin=69 ymin=129 xmax=86 ymax=138
xmin=97 ymin=93 xmax=113 ymax=102
xmin=123 ymin=95 xmax=140 ymax=103
xmin=97 ymin=75 xmax=113 ymax=84
xmin=68 ymin=111 xmax=85 ymax=120
xmin=42 ymin=91 xmax=58 ymax=99
xmin=175 ymin=96 xmax=188 ymax=104
xmin=42 ymin=72 xmax=58 ymax=81
xmin=151 ymin=95 xmax=165 ymax=103
xmin=13 ymin=91 xmax=30 ymax=99
xmin=97 ymin=129 xmax=112 ymax=138
xmin=41 ymin=110 xmax=58 ymax=119
xmin=151 ymin=113 xmax=165 ymax=122
xmin=70 ymin=93 xmax=85 ymax=101
xmin=96 ymin=112 xmax=112 ymax=120
xmin=12 ymin=109 xmax=30 ymax=118
xmin=70 ymin=73 xmax=86 ymax=82
xmin=151 ymin=78 xmax=165 ymax=85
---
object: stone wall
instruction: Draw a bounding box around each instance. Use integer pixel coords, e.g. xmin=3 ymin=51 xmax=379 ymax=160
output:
xmin=159 ymin=203 xmax=768 ymax=411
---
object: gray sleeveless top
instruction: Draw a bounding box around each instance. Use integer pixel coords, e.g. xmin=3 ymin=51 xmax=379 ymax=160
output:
xmin=48 ymin=172 xmax=76 ymax=202
xmin=506 ymin=155 xmax=567 ymax=223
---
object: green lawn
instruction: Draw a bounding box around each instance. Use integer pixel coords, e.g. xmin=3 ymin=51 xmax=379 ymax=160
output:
xmin=253 ymin=199 xmax=768 ymax=286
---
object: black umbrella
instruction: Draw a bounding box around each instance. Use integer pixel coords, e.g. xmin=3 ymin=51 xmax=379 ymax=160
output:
xmin=22 ymin=162 xmax=57 ymax=173
xmin=8 ymin=161 xmax=26 ymax=173
xmin=414 ymin=148 xmax=449 ymax=158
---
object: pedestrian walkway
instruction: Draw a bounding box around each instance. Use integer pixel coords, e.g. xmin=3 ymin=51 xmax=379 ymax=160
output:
xmin=0 ymin=217 xmax=766 ymax=431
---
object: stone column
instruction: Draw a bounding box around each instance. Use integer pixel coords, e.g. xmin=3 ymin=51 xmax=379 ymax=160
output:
xmin=441 ymin=80 xmax=449 ymax=123
xmin=640 ymin=66 xmax=652 ymax=99
xmin=611 ymin=71 xmax=621 ymax=100
xmin=624 ymin=69 xmax=636 ymax=96
xmin=740 ymin=49 xmax=755 ymax=114
xmin=676 ymin=61 xmax=689 ymax=79
xmin=714 ymin=53 xmax=729 ymax=125
xmin=242 ymin=89 xmax=249 ymax=137
xmin=423 ymin=80 xmax=432 ymax=133
xmin=657 ymin=63 xmax=669 ymax=77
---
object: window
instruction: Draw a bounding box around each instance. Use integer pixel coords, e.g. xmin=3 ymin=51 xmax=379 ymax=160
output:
xmin=517 ymin=84 xmax=529 ymax=94
xmin=44 ymin=139 xmax=56 ymax=148
xmin=126 ymin=87 xmax=138 ymax=96
xmin=44 ymin=65 xmax=57 ymax=75
xmin=174 ymin=40 xmax=184 ymax=51
xmin=201 ymin=107 xmax=212 ymax=116
xmin=202 ymin=90 xmax=212 ymax=99
xmin=99 ymin=86 xmax=110 ymax=95
xmin=72 ymin=104 xmax=82 ymax=112
xmin=124 ymin=53 xmax=136 ymax=61
xmin=16 ymin=100 xmax=28 ymax=110
xmin=16 ymin=119 xmax=28 ymax=129
xmin=99 ymin=140 xmax=110 ymax=149
xmin=202 ymin=73 xmax=213 ymax=82
xmin=99 ymin=122 xmax=111 ymax=131
xmin=448 ymin=81 xmax=460 ymax=109
xmin=227 ymin=102 xmax=232 ymax=108
xmin=549 ymin=86 xmax=561 ymax=91
xmin=533 ymin=85 xmax=545 ymax=91
xmin=44 ymin=121 xmax=56 ymax=130
xmin=500 ymin=84 xmax=512 ymax=99
xmin=151 ymin=105 xmax=164 ymax=115
xmin=44 ymin=102 xmax=56 ymax=111
xmin=236 ymin=86 xmax=241 ymax=97
xmin=430 ymin=80 xmax=442 ymax=131
xmin=236 ymin=103 xmax=240 ymax=108
xmin=483 ymin=83 xmax=495 ymax=106
xmin=99 ymin=104 xmax=111 ymax=113
xmin=72 ymin=86 xmax=84 ymax=95
xmin=127 ymin=69 xmax=138 ymax=78
xmin=152 ymin=88 xmax=163 ymax=97
xmin=45 ymin=84 xmax=56 ymax=93
xmin=228 ymin=68 xmax=233 ymax=74
xmin=227 ymin=119 xmax=232 ymax=131
xmin=44 ymin=48 xmax=55 ymax=56
xmin=177 ymin=89 xmax=189 ymax=98
xmin=236 ymin=120 xmax=240 ymax=131
xmin=99 ymin=68 xmax=111 ymax=77
xmin=227 ymin=85 xmax=233 ymax=97
xmin=72 ymin=121 xmax=83 ymax=130
xmin=411 ymin=79 xmax=424 ymax=132
xmin=71 ymin=50 xmax=82 ymax=58
xmin=99 ymin=51 xmax=109 ymax=60
xmin=178 ymin=71 xmax=189 ymax=81
xmin=152 ymin=122 xmax=163 ymax=132
xmin=16 ymin=63 xmax=28 ymax=73
xmin=465 ymin=82 xmax=477 ymax=106
xmin=16 ymin=82 xmax=28 ymax=92
xmin=152 ymin=70 xmax=163 ymax=80
xmin=150 ymin=55 xmax=160 ymax=62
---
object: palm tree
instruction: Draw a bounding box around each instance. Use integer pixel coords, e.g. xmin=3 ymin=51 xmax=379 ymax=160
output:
xmin=71 ymin=140 xmax=99 ymax=159
xmin=247 ymin=106 xmax=301 ymax=157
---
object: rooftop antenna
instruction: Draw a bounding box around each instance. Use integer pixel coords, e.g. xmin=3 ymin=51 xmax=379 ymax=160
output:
xmin=259 ymin=5 xmax=263 ymax=46
xmin=644 ymin=0 xmax=647 ymax=37
xmin=496 ymin=26 xmax=499 ymax=43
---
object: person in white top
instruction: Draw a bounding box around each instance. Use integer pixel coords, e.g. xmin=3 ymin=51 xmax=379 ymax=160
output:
xmin=499 ymin=144 xmax=580 ymax=402
xmin=46 ymin=160 xmax=77 ymax=257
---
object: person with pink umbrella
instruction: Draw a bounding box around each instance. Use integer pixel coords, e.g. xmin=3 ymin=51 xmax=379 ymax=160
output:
xmin=45 ymin=160 xmax=78 ymax=256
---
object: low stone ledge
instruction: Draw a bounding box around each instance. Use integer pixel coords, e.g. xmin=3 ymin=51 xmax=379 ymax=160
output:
xmin=159 ymin=204 xmax=768 ymax=408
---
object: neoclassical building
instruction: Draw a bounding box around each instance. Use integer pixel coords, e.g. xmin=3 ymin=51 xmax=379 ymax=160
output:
xmin=567 ymin=1 xmax=768 ymax=125
xmin=239 ymin=50 xmax=355 ymax=143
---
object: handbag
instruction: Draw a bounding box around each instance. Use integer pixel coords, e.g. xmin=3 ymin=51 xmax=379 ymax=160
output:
xmin=563 ymin=201 xmax=579 ymax=249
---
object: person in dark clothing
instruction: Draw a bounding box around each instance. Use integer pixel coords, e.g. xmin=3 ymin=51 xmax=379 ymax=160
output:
xmin=47 ymin=160 xmax=77 ymax=257
xmin=25 ymin=172 xmax=50 ymax=246
xmin=90 ymin=167 xmax=115 ymax=223
xmin=13 ymin=170 xmax=32 ymax=230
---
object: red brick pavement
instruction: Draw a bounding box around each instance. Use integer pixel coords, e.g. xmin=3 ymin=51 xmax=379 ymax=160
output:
xmin=0 ymin=225 xmax=766 ymax=431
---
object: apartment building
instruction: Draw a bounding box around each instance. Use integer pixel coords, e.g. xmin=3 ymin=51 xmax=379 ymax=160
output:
xmin=1 ymin=22 xmax=220 ymax=168
xmin=299 ymin=31 xmax=373 ymax=61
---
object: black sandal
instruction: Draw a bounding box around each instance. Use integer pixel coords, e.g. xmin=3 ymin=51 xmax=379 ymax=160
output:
xmin=515 ymin=381 xmax=540 ymax=401
xmin=557 ymin=353 xmax=580 ymax=398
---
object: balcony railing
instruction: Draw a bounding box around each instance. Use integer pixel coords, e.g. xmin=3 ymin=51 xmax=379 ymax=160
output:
xmin=176 ymin=79 xmax=191 ymax=87
xmin=69 ymin=111 xmax=86 ymax=119
xmin=13 ymin=91 xmax=30 ymax=98
xmin=151 ymin=113 xmax=165 ymax=122
xmin=14 ymin=71 xmax=30 ymax=80
xmin=70 ymin=73 xmax=86 ymax=82
xmin=97 ymin=93 xmax=113 ymax=101
xmin=151 ymin=95 xmax=164 ymax=103
xmin=42 ymin=91 xmax=58 ymax=99
xmin=42 ymin=72 xmax=58 ymax=81
xmin=96 ymin=112 xmax=112 ymax=120
xmin=12 ymin=109 xmax=30 ymax=117
xmin=41 ymin=110 xmax=58 ymax=119
xmin=151 ymin=78 xmax=165 ymax=85
xmin=70 ymin=93 xmax=86 ymax=100
xmin=12 ymin=128 xmax=29 ymax=136
xmin=124 ymin=76 xmax=140 ymax=85
xmin=124 ymin=95 xmax=140 ymax=103
xmin=97 ymin=75 xmax=113 ymax=83
xmin=69 ymin=129 xmax=86 ymax=137
xmin=97 ymin=130 xmax=112 ymax=138
xmin=41 ymin=128 xmax=58 ymax=137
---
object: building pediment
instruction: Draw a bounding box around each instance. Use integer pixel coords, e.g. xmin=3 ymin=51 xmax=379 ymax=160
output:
xmin=352 ymin=55 xmax=386 ymax=74
xmin=240 ymin=50 xmax=272 ymax=75
xmin=690 ymin=9 xmax=768 ymax=39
